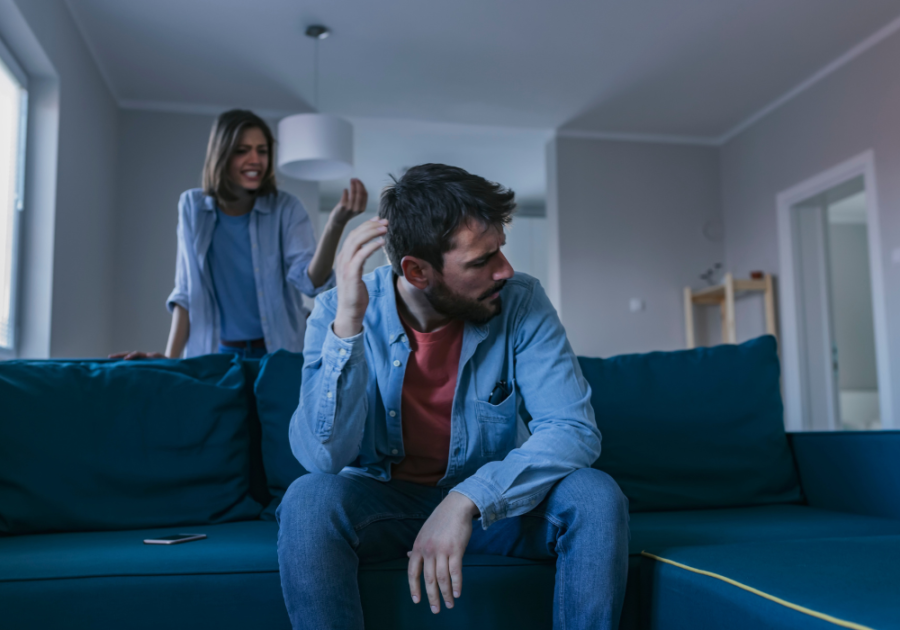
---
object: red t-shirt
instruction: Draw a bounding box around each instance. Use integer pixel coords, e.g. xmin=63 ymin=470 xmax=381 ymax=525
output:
xmin=391 ymin=317 xmax=464 ymax=486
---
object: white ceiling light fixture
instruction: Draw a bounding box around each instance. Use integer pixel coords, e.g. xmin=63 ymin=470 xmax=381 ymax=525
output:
xmin=278 ymin=25 xmax=353 ymax=181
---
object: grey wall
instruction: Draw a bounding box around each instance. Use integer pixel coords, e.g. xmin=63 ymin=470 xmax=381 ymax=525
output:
xmin=720 ymin=27 xmax=900 ymax=425
xmin=828 ymin=223 xmax=879 ymax=391
xmin=110 ymin=109 xmax=319 ymax=354
xmin=7 ymin=0 xmax=119 ymax=358
xmin=550 ymin=137 xmax=723 ymax=358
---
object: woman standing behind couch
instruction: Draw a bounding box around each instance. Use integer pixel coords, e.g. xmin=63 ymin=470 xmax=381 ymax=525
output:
xmin=111 ymin=109 xmax=367 ymax=360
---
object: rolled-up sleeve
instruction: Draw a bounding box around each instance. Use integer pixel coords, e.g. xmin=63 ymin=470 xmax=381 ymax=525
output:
xmin=166 ymin=198 xmax=191 ymax=313
xmin=283 ymin=198 xmax=336 ymax=297
xmin=289 ymin=290 xmax=369 ymax=474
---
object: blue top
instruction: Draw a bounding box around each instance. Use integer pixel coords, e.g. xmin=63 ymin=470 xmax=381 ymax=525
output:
xmin=290 ymin=265 xmax=601 ymax=530
xmin=166 ymin=189 xmax=336 ymax=357
xmin=208 ymin=209 xmax=264 ymax=342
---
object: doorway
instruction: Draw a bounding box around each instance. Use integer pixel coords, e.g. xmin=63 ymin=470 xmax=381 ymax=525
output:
xmin=776 ymin=151 xmax=892 ymax=432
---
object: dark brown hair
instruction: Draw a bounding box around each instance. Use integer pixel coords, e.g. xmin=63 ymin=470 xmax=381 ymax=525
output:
xmin=379 ymin=164 xmax=516 ymax=276
xmin=203 ymin=109 xmax=277 ymax=202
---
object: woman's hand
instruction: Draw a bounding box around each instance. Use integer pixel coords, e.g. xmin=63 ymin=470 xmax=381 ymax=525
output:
xmin=329 ymin=178 xmax=368 ymax=228
xmin=108 ymin=351 xmax=166 ymax=360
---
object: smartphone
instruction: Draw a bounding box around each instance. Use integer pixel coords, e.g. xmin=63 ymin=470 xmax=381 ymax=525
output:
xmin=143 ymin=533 xmax=207 ymax=545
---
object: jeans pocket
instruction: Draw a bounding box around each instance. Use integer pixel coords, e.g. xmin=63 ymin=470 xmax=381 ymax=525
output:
xmin=475 ymin=387 xmax=518 ymax=458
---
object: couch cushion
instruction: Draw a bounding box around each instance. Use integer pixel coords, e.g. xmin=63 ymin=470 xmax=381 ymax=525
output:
xmin=579 ymin=335 xmax=801 ymax=511
xmin=0 ymin=523 xmax=555 ymax=630
xmin=629 ymin=504 xmax=900 ymax=555
xmin=0 ymin=355 xmax=262 ymax=535
xmin=640 ymin=536 xmax=900 ymax=630
xmin=254 ymin=351 xmax=307 ymax=514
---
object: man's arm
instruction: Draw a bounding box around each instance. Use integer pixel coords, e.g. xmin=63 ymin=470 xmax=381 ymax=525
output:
xmin=288 ymin=218 xmax=388 ymax=474
xmin=451 ymin=280 xmax=602 ymax=528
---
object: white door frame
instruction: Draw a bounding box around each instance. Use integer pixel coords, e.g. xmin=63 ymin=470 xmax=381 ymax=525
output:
xmin=776 ymin=150 xmax=893 ymax=431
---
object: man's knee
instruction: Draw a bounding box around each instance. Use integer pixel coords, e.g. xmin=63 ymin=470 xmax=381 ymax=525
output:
xmin=278 ymin=473 xmax=353 ymax=531
xmin=557 ymin=468 xmax=629 ymax=528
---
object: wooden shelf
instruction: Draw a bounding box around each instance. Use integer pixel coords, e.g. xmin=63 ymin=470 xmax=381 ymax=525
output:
xmin=684 ymin=273 xmax=777 ymax=348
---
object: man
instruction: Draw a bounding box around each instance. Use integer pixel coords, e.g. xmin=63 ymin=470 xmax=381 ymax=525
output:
xmin=277 ymin=164 xmax=629 ymax=629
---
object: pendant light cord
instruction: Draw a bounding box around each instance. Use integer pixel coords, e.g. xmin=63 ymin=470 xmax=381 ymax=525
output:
xmin=313 ymin=38 xmax=320 ymax=111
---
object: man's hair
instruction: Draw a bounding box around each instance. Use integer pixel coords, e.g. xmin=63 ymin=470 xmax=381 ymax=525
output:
xmin=203 ymin=109 xmax=277 ymax=203
xmin=379 ymin=164 xmax=516 ymax=276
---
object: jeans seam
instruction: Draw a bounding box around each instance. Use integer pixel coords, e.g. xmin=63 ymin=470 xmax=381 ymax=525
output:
xmin=353 ymin=512 xmax=431 ymax=533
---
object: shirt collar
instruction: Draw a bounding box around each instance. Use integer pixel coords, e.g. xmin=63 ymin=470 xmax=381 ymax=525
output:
xmin=201 ymin=193 xmax=274 ymax=214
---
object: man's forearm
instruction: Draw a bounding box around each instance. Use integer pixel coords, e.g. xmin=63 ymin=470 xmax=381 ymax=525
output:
xmin=291 ymin=328 xmax=369 ymax=473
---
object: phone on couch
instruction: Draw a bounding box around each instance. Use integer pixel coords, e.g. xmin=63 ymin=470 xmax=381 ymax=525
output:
xmin=143 ymin=533 xmax=207 ymax=545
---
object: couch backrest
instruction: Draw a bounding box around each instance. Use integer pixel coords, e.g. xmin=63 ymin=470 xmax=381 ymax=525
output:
xmin=254 ymin=336 xmax=802 ymax=514
xmin=0 ymin=355 xmax=264 ymax=535
xmin=581 ymin=335 xmax=802 ymax=511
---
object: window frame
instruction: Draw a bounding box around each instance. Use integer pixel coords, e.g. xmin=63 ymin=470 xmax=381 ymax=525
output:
xmin=0 ymin=35 xmax=28 ymax=356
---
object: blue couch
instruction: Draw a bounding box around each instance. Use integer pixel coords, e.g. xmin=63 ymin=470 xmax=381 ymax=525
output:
xmin=1 ymin=336 xmax=898 ymax=630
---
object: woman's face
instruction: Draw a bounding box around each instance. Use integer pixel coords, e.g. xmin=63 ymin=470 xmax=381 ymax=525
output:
xmin=228 ymin=126 xmax=269 ymax=191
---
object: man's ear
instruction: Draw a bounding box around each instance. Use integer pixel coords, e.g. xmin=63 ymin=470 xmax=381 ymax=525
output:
xmin=400 ymin=256 xmax=433 ymax=290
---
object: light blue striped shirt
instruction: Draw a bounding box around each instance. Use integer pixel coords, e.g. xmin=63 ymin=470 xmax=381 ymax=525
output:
xmin=167 ymin=189 xmax=335 ymax=358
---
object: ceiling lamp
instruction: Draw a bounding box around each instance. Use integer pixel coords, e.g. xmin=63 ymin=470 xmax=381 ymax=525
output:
xmin=278 ymin=25 xmax=353 ymax=181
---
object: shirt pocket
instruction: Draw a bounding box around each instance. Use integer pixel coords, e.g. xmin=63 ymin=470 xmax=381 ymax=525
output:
xmin=474 ymin=382 xmax=518 ymax=458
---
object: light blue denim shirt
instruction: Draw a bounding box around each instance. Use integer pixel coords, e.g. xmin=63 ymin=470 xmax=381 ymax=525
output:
xmin=166 ymin=189 xmax=335 ymax=358
xmin=290 ymin=265 xmax=601 ymax=529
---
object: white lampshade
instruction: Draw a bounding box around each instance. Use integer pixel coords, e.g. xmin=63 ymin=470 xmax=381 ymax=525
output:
xmin=277 ymin=113 xmax=353 ymax=181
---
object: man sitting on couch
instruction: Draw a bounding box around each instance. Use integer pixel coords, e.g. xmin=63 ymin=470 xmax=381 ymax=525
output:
xmin=277 ymin=164 xmax=629 ymax=630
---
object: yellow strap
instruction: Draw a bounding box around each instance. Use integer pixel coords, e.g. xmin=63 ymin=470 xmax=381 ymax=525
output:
xmin=640 ymin=551 xmax=875 ymax=630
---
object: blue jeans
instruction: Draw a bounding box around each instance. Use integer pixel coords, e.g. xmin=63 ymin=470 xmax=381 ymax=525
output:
xmin=218 ymin=343 xmax=267 ymax=359
xmin=276 ymin=468 xmax=630 ymax=630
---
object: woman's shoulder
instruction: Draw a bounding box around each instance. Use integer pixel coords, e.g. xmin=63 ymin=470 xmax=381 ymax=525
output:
xmin=178 ymin=188 xmax=214 ymax=217
xmin=265 ymin=190 xmax=311 ymax=219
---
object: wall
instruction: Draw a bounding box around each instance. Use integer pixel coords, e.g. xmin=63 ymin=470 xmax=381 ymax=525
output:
xmin=110 ymin=109 xmax=319 ymax=354
xmin=5 ymin=0 xmax=119 ymax=358
xmin=720 ymin=27 xmax=900 ymax=426
xmin=550 ymin=136 xmax=723 ymax=358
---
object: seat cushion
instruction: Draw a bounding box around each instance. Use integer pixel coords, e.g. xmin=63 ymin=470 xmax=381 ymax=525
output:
xmin=579 ymin=336 xmax=802 ymax=512
xmin=0 ymin=355 xmax=262 ymax=535
xmin=629 ymin=504 xmax=900 ymax=554
xmin=0 ymin=522 xmax=556 ymax=630
xmin=0 ymin=521 xmax=288 ymax=630
xmin=640 ymin=535 xmax=900 ymax=630
xmin=254 ymin=351 xmax=307 ymax=514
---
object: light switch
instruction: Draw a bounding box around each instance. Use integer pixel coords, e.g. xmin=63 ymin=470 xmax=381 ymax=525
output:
xmin=892 ymin=247 xmax=900 ymax=266
xmin=629 ymin=299 xmax=645 ymax=313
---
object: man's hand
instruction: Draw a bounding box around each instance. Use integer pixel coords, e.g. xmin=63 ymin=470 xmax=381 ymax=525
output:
xmin=328 ymin=178 xmax=368 ymax=228
xmin=333 ymin=217 xmax=387 ymax=338
xmin=407 ymin=492 xmax=480 ymax=614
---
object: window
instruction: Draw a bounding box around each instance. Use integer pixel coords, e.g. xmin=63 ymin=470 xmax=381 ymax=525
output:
xmin=0 ymin=43 xmax=27 ymax=351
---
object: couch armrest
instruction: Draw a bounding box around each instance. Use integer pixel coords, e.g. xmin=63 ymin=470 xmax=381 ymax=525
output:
xmin=789 ymin=431 xmax=900 ymax=520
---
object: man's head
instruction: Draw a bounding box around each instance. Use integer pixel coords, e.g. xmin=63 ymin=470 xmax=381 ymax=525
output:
xmin=379 ymin=164 xmax=516 ymax=324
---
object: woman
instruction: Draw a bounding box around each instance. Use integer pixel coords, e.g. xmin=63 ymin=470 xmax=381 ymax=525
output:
xmin=112 ymin=109 xmax=366 ymax=360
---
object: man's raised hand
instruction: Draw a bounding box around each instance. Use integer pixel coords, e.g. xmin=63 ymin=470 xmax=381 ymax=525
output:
xmin=333 ymin=217 xmax=387 ymax=339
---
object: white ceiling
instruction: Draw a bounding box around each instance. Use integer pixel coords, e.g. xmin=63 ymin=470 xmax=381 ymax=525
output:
xmin=67 ymin=0 xmax=900 ymax=140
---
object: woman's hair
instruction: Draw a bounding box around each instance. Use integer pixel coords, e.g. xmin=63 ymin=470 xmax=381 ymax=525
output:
xmin=203 ymin=109 xmax=277 ymax=202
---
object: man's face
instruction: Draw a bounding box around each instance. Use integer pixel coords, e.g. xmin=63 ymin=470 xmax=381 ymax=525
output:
xmin=425 ymin=220 xmax=515 ymax=324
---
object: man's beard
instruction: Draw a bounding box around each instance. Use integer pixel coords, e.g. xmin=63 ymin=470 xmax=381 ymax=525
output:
xmin=424 ymin=278 xmax=507 ymax=324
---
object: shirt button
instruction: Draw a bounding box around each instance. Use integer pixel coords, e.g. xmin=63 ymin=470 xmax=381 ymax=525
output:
xmin=254 ymin=267 xmax=259 ymax=272
xmin=389 ymin=410 xmax=397 ymax=417
xmin=326 ymin=391 xmax=333 ymax=399
xmin=339 ymin=349 xmax=347 ymax=356
xmin=391 ymin=449 xmax=398 ymax=455
xmin=393 ymin=360 xmax=401 ymax=367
